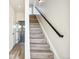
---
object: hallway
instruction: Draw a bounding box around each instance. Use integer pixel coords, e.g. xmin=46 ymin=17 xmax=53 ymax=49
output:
xmin=30 ymin=15 xmax=54 ymax=59
xmin=9 ymin=0 xmax=25 ymax=59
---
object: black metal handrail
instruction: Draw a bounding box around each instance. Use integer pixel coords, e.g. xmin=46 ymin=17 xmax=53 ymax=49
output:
xmin=35 ymin=7 xmax=64 ymax=38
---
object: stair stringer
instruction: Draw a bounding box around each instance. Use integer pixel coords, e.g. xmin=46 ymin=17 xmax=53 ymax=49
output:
xmin=36 ymin=15 xmax=61 ymax=59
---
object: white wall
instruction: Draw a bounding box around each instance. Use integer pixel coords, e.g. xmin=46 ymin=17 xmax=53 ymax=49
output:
xmin=16 ymin=12 xmax=25 ymax=21
xmin=9 ymin=5 xmax=16 ymax=51
xmin=35 ymin=0 xmax=70 ymax=59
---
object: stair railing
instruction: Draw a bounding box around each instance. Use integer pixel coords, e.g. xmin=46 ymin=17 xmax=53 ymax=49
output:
xmin=35 ymin=7 xmax=64 ymax=38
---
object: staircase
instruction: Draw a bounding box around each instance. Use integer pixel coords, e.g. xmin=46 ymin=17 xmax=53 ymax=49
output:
xmin=30 ymin=15 xmax=54 ymax=59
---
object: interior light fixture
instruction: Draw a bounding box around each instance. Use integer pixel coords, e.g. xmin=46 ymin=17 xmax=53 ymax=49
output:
xmin=13 ymin=25 xmax=16 ymax=29
xmin=38 ymin=0 xmax=44 ymax=3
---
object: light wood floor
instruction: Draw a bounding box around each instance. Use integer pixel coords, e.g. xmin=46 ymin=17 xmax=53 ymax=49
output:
xmin=9 ymin=43 xmax=24 ymax=59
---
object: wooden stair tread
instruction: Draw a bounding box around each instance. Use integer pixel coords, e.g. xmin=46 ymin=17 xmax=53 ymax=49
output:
xmin=30 ymin=15 xmax=54 ymax=59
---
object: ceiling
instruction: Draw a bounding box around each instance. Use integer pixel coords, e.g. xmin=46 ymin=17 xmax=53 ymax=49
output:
xmin=10 ymin=0 xmax=25 ymax=13
xmin=29 ymin=0 xmax=36 ymax=7
xmin=10 ymin=0 xmax=37 ymax=12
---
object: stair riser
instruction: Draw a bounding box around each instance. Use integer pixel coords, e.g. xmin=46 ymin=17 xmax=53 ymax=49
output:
xmin=30 ymin=24 xmax=39 ymax=25
xmin=30 ymin=23 xmax=39 ymax=25
xmin=31 ymin=53 xmax=54 ymax=59
xmin=30 ymin=34 xmax=44 ymax=39
xmin=30 ymin=44 xmax=49 ymax=48
xmin=30 ymin=47 xmax=50 ymax=51
xmin=30 ymin=39 xmax=47 ymax=44
xmin=30 ymin=30 xmax=42 ymax=32
xmin=30 ymin=31 xmax=42 ymax=34
xmin=30 ymin=28 xmax=42 ymax=31
xmin=30 ymin=26 xmax=40 ymax=28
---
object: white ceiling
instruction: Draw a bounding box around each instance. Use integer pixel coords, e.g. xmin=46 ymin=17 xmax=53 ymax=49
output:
xmin=10 ymin=0 xmax=25 ymax=13
xmin=10 ymin=0 xmax=37 ymax=12
xmin=29 ymin=0 xmax=35 ymax=7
